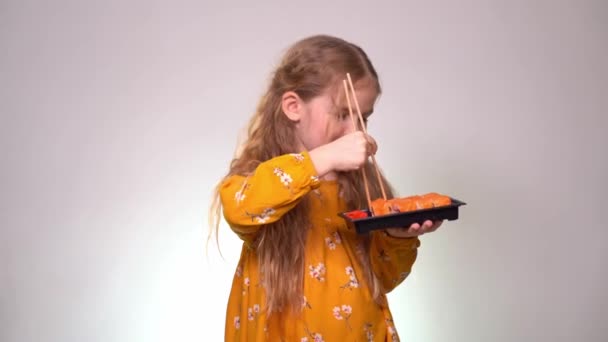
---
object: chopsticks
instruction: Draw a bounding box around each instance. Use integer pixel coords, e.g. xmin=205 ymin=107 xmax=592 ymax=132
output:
xmin=342 ymin=73 xmax=388 ymax=213
xmin=342 ymin=79 xmax=373 ymax=212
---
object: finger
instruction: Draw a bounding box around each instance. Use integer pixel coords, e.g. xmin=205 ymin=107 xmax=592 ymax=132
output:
xmin=387 ymin=227 xmax=411 ymax=238
xmin=408 ymin=223 xmax=421 ymax=235
xmin=428 ymin=220 xmax=443 ymax=232
xmin=366 ymin=134 xmax=378 ymax=155
xmin=414 ymin=221 xmax=428 ymax=234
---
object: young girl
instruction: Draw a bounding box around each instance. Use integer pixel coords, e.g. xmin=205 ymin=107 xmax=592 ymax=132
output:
xmin=210 ymin=35 xmax=444 ymax=341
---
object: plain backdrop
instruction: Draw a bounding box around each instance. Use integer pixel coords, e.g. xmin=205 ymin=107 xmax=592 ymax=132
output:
xmin=1 ymin=0 xmax=607 ymax=341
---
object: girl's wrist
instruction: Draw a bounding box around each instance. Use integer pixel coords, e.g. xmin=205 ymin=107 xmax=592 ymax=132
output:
xmin=308 ymin=146 xmax=334 ymax=177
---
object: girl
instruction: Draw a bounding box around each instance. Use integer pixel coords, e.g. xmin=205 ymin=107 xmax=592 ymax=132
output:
xmin=209 ymin=35 xmax=444 ymax=341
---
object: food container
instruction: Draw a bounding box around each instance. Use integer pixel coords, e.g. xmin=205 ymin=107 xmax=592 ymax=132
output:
xmin=338 ymin=197 xmax=467 ymax=234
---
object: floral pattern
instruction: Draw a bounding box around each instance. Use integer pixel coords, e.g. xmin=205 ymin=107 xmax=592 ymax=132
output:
xmin=340 ymin=266 xmax=360 ymax=290
xmin=302 ymin=296 xmax=312 ymax=310
xmin=220 ymin=151 xmax=417 ymax=341
xmin=333 ymin=305 xmax=353 ymax=330
xmin=234 ymin=180 xmax=250 ymax=204
xmin=302 ymin=328 xmax=325 ymax=342
xmin=273 ymin=167 xmax=293 ymax=187
xmin=386 ymin=319 xmax=399 ymax=342
xmin=246 ymin=208 xmax=276 ymax=224
xmin=364 ymin=322 xmax=374 ymax=342
xmin=291 ymin=153 xmax=305 ymax=162
xmin=308 ymin=263 xmax=326 ymax=282
xmin=247 ymin=304 xmax=260 ymax=321
xmin=324 ymin=231 xmax=342 ymax=250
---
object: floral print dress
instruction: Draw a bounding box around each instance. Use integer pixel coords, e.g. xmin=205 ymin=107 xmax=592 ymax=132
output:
xmin=219 ymin=151 xmax=420 ymax=341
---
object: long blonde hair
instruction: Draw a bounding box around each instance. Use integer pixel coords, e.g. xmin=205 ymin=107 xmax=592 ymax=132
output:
xmin=209 ymin=35 xmax=394 ymax=315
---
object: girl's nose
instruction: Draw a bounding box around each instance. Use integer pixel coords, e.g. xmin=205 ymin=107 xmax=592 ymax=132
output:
xmin=343 ymin=120 xmax=357 ymax=135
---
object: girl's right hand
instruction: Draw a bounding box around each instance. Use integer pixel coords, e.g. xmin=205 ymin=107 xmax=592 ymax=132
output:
xmin=330 ymin=131 xmax=377 ymax=171
xmin=309 ymin=131 xmax=377 ymax=176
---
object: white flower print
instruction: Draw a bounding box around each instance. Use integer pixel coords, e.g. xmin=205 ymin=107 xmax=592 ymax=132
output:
xmin=258 ymin=208 xmax=275 ymax=223
xmin=341 ymin=266 xmax=359 ymax=290
xmin=332 ymin=305 xmax=353 ymax=330
xmin=364 ymin=322 xmax=374 ymax=342
xmin=273 ymin=167 xmax=293 ymax=187
xmin=312 ymin=333 xmax=324 ymax=342
xmin=291 ymin=153 xmax=305 ymax=162
xmin=308 ymin=263 xmax=326 ymax=282
xmin=246 ymin=304 xmax=260 ymax=321
xmin=386 ymin=319 xmax=399 ymax=341
xmin=332 ymin=306 xmax=343 ymax=320
xmin=281 ymin=174 xmax=292 ymax=186
xmin=324 ymin=231 xmax=342 ymax=251
xmin=302 ymin=295 xmax=312 ymax=310
xmin=333 ymin=231 xmax=342 ymax=244
xmin=324 ymin=237 xmax=336 ymax=250
xmin=302 ymin=334 xmax=324 ymax=342
xmin=246 ymin=207 xmax=276 ymax=224
xmin=304 ymin=328 xmax=325 ymax=342
xmin=234 ymin=316 xmax=240 ymax=329
xmin=235 ymin=265 xmax=243 ymax=277
xmin=242 ymin=277 xmax=250 ymax=295
xmin=234 ymin=181 xmax=250 ymax=204
xmin=234 ymin=190 xmax=246 ymax=203
xmin=341 ymin=305 xmax=352 ymax=315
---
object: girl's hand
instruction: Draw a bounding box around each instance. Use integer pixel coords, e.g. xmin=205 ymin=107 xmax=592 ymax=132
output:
xmin=309 ymin=131 xmax=377 ymax=175
xmin=386 ymin=220 xmax=444 ymax=238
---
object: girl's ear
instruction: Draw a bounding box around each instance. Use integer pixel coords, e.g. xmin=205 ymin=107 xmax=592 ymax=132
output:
xmin=281 ymin=91 xmax=303 ymax=122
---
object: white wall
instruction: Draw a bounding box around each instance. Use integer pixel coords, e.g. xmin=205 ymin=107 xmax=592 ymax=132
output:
xmin=1 ymin=1 xmax=606 ymax=341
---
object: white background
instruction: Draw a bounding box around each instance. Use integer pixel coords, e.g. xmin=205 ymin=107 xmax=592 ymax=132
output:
xmin=2 ymin=1 xmax=607 ymax=341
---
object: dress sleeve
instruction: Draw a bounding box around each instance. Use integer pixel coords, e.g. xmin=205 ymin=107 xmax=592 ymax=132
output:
xmin=368 ymin=231 xmax=420 ymax=293
xmin=219 ymin=151 xmax=321 ymax=244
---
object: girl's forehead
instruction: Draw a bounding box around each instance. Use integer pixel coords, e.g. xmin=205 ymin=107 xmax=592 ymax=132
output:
xmin=326 ymin=79 xmax=379 ymax=111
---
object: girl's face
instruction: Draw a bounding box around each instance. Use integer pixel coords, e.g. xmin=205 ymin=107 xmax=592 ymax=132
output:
xmin=294 ymin=79 xmax=379 ymax=151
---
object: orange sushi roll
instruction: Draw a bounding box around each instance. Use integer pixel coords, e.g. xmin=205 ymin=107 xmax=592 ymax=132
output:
xmin=389 ymin=197 xmax=417 ymax=212
xmin=370 ymin=198 xmax=393 ymax=216
xmin=421 ymin=192 xmax=452 ymax=207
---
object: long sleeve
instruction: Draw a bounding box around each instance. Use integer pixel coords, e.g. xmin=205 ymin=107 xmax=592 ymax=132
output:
xmin=369 ymin=231 xmax=420 ymax=293
xmin=219 ymin=151 xmax=321 ymax=244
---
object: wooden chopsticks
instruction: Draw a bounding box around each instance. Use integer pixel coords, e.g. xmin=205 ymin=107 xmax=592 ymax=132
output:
xmin=342 ymin=73 xmax=387 ymax=213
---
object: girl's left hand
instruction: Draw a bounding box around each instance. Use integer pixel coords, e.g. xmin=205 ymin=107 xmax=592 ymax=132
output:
xmin=386 ymin=220 xmax=444 ymax=238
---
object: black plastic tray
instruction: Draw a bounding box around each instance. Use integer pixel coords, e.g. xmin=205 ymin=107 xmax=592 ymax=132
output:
xmin=338 ymin=198 xmax=466 ymax=234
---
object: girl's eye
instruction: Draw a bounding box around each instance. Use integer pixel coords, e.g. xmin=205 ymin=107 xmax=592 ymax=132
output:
xmin=337 ymin=110 xmax=369 ymax=125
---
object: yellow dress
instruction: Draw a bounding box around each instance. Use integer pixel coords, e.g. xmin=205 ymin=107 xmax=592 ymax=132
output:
xmin=219 ymin=151 xmax=420 ymax=341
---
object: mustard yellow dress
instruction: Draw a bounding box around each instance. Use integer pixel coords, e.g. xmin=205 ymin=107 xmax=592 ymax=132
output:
xmin=219 ymin=151 xmax=420 ymax=341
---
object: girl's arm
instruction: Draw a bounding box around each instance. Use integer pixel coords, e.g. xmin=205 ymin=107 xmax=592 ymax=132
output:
xmin=368 ymin=232 xmax=421 ymax=293
xmin=219 ymin=151 xmax=321 ymax=243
